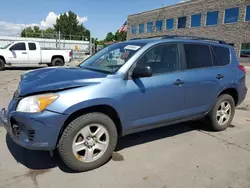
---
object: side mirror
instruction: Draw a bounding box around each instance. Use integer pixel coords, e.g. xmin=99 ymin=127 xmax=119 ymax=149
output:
xmin=132 ymin=66 xmax=152 ymax=78
xmin=9 ymin=47 xmax=13 ymax=51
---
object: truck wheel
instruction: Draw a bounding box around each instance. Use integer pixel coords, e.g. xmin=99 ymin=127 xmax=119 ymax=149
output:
xmin=51 ymin=58 xmax=64 ymax=66
xmin=58 ymin=113 xmax=118 ymax=172
xmin=0 ymin=59 xmax=5 ymax=71
xmin=206 ymin=94 xmax=235 ymax=131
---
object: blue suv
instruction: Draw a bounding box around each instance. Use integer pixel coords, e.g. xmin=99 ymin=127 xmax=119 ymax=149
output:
xmin=0 ymin=36 xmax=248 ymax=172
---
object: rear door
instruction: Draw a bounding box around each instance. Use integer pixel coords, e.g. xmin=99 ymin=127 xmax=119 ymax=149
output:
xmin=8 ymin=42 xmax=28 ymax=64
xmin=28 ymin=43 xmax=40 ymax=64
xmin=182 ymin=43 xmax=221 ymax=116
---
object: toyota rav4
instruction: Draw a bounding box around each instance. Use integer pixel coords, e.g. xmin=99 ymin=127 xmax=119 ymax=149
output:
xmin=0 ymin=36 xmax=248 ymax=172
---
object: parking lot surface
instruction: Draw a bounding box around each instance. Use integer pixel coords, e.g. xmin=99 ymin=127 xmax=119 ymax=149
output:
xmin=0 ymin=66 xmax=250 ymax=188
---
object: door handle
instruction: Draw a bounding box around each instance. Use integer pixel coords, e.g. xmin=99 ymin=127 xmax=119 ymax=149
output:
xmin=216 ymin=74 xmax=224 ymax=80
xmin=22 ymin=52 xmax=27 ymax=54
xmin=174 ymin=79 xmax=184 ymax=86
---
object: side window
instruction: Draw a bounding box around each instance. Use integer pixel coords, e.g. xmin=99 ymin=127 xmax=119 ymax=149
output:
xmin=184 ymin=44 xmax=212 ymax=69
xmin=28 ymin=43 xmax=36 ymax=51
xmin=212 ymin=46 xmax=230 ymax=66
xmin=11 ymin=43 xmax=26 ymax=51
xmin=137 ymin=44 xmax=179 ymax=75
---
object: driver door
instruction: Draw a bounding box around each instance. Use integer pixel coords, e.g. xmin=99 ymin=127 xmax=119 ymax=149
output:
xmin=7 ymin=42 xmax=28 ymax=64
xmin=121 ymin=43 xmax=187 ymax=130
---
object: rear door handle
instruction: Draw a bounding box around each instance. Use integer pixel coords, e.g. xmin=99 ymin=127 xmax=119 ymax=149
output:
xmin=22 ymin=52 xmax=27 ymax=54
xmin=174 ymin=79 xmax=184 ymax=86
xmin=216 ymin=74 xmax=224 ymax=80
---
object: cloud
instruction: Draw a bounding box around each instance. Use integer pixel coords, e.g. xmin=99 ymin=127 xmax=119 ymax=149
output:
xmin=40 ymin=12 xmax=88 ymax=28
xmin=0 ymin=21 xmax=38 ymax=36
xmin=179 ymin=0 xmax=191 ymax=3
xmin=0 ymin=12 xmax=88 ymax=36
xmin=40 ymin=12 xmax=58 ymax=28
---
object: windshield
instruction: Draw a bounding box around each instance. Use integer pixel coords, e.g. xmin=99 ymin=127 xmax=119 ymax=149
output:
xmin=79 ymin=42 xmax=145 ymax=73
xmin=1 ymin=42 xmax=14 ymax=49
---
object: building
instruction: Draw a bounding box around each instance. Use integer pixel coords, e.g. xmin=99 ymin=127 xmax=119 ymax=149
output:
xmin=127 ymin=0 xmax=250 ymax=62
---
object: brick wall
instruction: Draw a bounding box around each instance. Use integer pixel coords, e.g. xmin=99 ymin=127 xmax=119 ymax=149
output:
xmin=127 ymin=0 xmax=250 ymax=60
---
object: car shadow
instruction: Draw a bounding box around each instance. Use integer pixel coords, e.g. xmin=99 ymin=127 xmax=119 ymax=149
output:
xmin=5 ymin=121 xmax=206 ymax=174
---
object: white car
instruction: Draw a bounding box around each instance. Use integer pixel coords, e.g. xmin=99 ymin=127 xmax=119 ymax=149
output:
xmin=0 ymin=41 xmax=72 ymax=70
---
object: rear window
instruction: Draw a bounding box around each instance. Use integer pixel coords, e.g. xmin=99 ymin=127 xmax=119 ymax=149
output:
xmin=184 ymin=44 xmax=212 ymax=69
xmin=212 ymin=46 xmax=230 ymax=66
xmin=28 ymin=43 xmax=36 ymax=51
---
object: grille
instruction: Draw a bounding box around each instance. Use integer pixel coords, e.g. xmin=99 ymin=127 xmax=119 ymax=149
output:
xmin=28 ymin=130 xmax=35 ymax=141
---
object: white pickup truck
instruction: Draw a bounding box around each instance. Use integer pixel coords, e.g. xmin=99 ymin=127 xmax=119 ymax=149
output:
xmin=0 ymin=41 xmax=72 ymax=70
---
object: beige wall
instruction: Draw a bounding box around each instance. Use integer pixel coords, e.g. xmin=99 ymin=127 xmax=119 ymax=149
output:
xmin=127 ymin=0 xmax=250 ymax=61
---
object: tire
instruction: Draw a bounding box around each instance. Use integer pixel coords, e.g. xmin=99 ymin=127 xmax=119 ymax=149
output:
xmin=58 ymin=113 xmax=118 ymax=172
xmin=51 ymin=58 xmax=64 ymax=66
xmin=206 ymin=94 xmax=235 ymax=131
xmin=0 ymin=59 xmax=5 ymax=71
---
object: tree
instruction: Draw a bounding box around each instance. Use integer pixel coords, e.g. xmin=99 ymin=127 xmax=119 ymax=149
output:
xmin=21 ymin=27 xmax=35 ymax=37
xmin=115 ymin=31 xmax=127 ymax=42
xmin=54 ymin=11 xmax=90 ymax=40
xmin=105 ymin=32 xmax=115 ymax=42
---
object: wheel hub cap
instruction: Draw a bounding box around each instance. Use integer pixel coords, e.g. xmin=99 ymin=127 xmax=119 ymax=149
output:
xmin=85 ymin=137 xmax=95 ymax=147
xmin=216 ymin=101 xmax=232 ymax=126
xmin=72 ymin=124 xmax=109 ymax=163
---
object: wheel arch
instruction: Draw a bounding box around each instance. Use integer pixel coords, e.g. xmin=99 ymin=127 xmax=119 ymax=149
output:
xmin=56 ymin=104 xmax=123 ymax=146
xmin=51 ymin=55 xmax=65 ymax=63
xmin=0 ymin=56 xmax=6 ymax=63
xmin=217 ymin=88 xmax=238 ymax=106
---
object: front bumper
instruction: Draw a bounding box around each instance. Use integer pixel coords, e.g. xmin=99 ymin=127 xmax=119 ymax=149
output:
xmin=0 ymin=108 xmax=68 ymax=151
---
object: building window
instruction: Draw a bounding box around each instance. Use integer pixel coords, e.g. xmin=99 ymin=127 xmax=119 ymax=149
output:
xmin=246 ymin=5 xmax=250 ymax=21
xmin=224 ymin=7 xmax=239 ymax=24
xmin=191 ymin=13 xmax=202 ymax=27
xmin=166 ymin=18 xmax=174 ymax=30
xmin=139 ymin=24 xmax=144 ymax=33
xmin=178 ymin=16 xmax=187 ymax=28
xmin=131 ymin=25 xmax=137 ymax=34
xmin=156 ymin=20 xmax=163 ymax=31
xmin=206 ymin=11 xmax=219 ymax=26
xmin=147 ymin=22 xmax=153 ymax=33
xmin=240 ymin=43 xmax=250 ymax=58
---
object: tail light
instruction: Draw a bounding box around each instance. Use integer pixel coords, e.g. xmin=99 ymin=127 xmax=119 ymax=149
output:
xmin=69 ymin=51 xmax=72 ymax=57
xmin=238 ymin=65 xmax=246 ymax=74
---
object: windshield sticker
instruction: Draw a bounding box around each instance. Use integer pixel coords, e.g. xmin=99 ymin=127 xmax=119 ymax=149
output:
xmin=124 ymin=45 xmax=141 ymax=51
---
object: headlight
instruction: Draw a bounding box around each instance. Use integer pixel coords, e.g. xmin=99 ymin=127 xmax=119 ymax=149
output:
xmin=16 ymin=93 xmax=59 ymax=113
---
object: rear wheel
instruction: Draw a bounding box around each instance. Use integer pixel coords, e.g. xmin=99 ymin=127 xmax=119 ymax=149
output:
xmin=0 ymin=59 xmax=5 ymax=71
xmin=206 ymin=94 xmax=235 ymax=131
xmin=51 ymin=58 xmax=64 ymax=66
xmin=58 ymin=113 xmax=118 ymax=172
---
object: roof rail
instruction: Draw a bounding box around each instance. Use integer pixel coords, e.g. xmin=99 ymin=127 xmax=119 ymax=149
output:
xmin=129 ymin=36 xmax=162 ymax=40
xmin=161 ymin=35 xmax=226 ymax=44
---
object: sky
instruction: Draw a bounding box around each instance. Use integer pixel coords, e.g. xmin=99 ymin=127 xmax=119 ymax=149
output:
xmin=0 ymin=0 xmax=183 ymax=40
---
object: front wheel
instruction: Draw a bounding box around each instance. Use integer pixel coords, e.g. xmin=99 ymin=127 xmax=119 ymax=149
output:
xmin=206 ymin=94 xmax=235 ymax=131
xmin=0 ymin=59 xmax=5 ymax=71
xmin=58 ymin=113 xmax=118 ymax=172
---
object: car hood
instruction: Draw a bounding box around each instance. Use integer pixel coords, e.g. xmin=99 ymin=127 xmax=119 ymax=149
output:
xmin=18 ymin=67 xmax=108 ymax=96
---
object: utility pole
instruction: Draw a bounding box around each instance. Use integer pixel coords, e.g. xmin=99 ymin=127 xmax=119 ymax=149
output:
xmin=58 ymin=31 xmax=61 ymax=49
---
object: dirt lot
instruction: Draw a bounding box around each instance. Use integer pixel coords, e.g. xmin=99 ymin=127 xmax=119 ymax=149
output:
xmin=0 ymin=65 xmax=249 ymax=188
